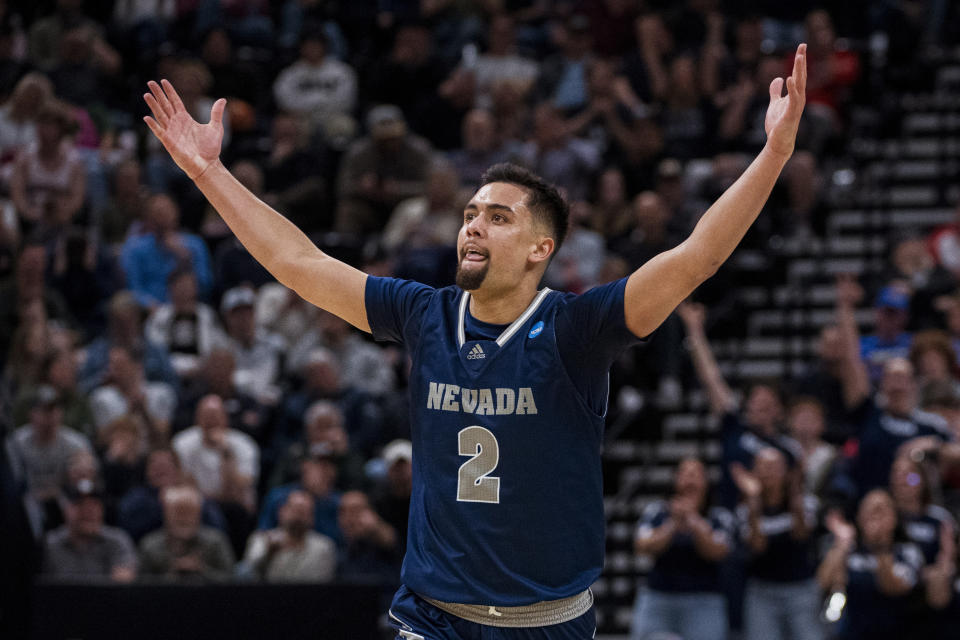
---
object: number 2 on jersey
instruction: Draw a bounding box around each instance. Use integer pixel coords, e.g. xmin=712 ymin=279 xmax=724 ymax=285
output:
xmin=457 ymin=426 xmax=500 ymax=503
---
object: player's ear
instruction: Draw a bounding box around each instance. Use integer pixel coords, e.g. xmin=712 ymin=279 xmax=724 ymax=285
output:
xmin=529 ymin=235 xmax=554 ymax=264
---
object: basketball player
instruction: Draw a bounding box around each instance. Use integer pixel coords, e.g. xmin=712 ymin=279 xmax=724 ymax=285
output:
xmin=143 ymin=43 xmax=807 ymax=639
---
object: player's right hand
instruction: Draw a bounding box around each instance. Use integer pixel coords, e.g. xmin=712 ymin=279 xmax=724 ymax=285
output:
xmin=143 ymin=79 xmax=225 ymax=181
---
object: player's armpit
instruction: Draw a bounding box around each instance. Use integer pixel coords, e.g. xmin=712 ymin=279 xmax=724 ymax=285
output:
xmin=623 ymin=242 xmax=710 ymax=338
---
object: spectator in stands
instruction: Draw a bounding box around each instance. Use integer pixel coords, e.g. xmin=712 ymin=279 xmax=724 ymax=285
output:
xmin=609 ymin=191 xmax=682 ymax=271
xmin=469 ymin=15 xmax=539 ymax=107
xmin=94 ymin=159 xmax=148 ymax=249
xmin=719 ymin=55 xmax=784 ymax=155
xmin=41 ymin=477 xmax=137 ymax=582
xmin=174 ymin=347 xmax=269 ymax=444
xmin=817 ymin=491 xmax=923 ymax=640
xmin=787 ymin=397 xmax=837 ymax=495
xmin=514 ymin=103 xmax=600 ymax=203
xmin=241 ymin=489 xmax=336 ymax=582
xmin=259 ymin=443 xmax=342 ymax=545
xmin=270 ymin=400 xmax=366 ymax=492
xmin=860 ymin=284 xmax=914 ymax=383
xmin=631 ymin=457 xmax=733 ymax=640
xmin=678 ymin=301 xmax=801 ymax=507
xmin=889 ymin=454 xmax=956 ymax=566
xmin=382 ymin=160 xmax=461 ymax=255
xmin=117 ymin=447 xmax=228 ymax=544
xmin=27 ymin=0 xmax=117 ymax=72
xmin=371 ymin=439 xmax=412 ymax=551
xmin=791 ymin=320 xmax=859 ymax=443
xmin=0 ymin=240 xmax=72 ymax=366
xmin=544 ymin=200 xmax=605 ymax=293
xmin=9 ymin=99 xmax=84 ymax=236
xmin=446 ymin=109 xmax=511 ymax=189
xmin=89 ymin=344 xmax=177 ymax=446
xmin=6 ymin=384 xmax=92 ymax=524
xmin=272 ymin=27 xmax=357 ymax=130
xmin=260 ymin=112 xmax=332 ymax=233
xmin=98 ymin=415 xmax=147 ymax=507
xmin=145 ymin=266 xmax=226 ymax=381
xmin=836 ymin=275 xmax=953 ymax=498
xmin=139 ymin=484 xmax=235 ymax=582
xmin=336 ymin=489 xmax=399 ymax=584
xmin=277 ymin=347 xmax=384 ymax=458
xmin=732 ymin=448 xmax=822 ymax=640
xmin=534 ymin=14 xmax=595 ymax=113
xmin=590 ymin=167 xmax=633 ymax=240
xmin=13 ymin=347 xmax=93 ymax=441
xmin=220 ymin=285 xmax=285 ymax=406
xmin=120 ymin=193 xmax=213 ymax=310
xmin=799 ymin=10 xmax=860 ymax=119
xmin=0 ymin=72 xmax=52 ymax=183
xmin=287 ymin=309 xmax=395 ymax=397
xmin=928 ymin=202 xmax=960 ymax=281
xmin=658 ymin=53 xmax=719 ymax=160
xmin=172 ymin=394 xmax=259 ymax=553
xmin=335 ymin=105 xmax=433 ymax=236
xmin=910 ymin=330 xmax=960 ymax=393
xmin=79 ymin=290 xmax=178 ymax=393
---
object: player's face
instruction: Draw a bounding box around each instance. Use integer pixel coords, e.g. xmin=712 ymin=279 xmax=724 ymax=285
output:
xmin=456 ymin=182 xmax=550 ymax=292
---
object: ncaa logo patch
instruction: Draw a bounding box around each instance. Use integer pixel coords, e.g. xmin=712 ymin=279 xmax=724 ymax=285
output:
xmin=528 ymin=321 xmax=544 ymax=339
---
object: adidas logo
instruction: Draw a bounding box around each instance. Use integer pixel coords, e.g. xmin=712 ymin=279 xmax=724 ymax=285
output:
xmin=466 ymin=344 xmax=486 ymax=360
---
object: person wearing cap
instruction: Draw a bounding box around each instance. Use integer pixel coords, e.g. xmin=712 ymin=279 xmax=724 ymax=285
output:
xmin=221 ymin=285 xmax=285 ymax=406
xmin=41 ymin=478 xmax=138 ymax=582
xmin=120 ymin=192 xmax=213 ymax=310
xmin=371 ymin=439 xmax=412 ymax=551
xmin=335 ymin=103 xmax=433 ymax=236
xmin=272 ymin=26 xmax=357 ymax=127
xmin=835 ymin=276 xmax=954 ymax=499
xmin=258 ymin=441 xmax=343 ymax=546
xmin=241 ymin=489 xmax=336 ymax=583
xmin=6 ymin=384 xmax=93 ymax=521
xmin=860 ymin=283 xmax=913 ymax=384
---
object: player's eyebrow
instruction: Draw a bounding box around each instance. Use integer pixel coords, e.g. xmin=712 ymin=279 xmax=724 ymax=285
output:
xmin=464 ymin=202 xmax=514 ymax=214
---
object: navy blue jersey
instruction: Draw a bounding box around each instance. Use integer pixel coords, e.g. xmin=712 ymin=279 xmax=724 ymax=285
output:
xmin=736 ymin=495 xmax=819 ymax=582
xmin=839 ymin=542 xmax=924 ymax=640
xmin=850 ymin=399 xmax=952 ymax=495
xmin=366 ymin=277 xmax=640 ymax=605
xmin=719 ymin=411 xmax=802 ymax=507
xmin=901 ymin=504 xmax=956 ymax=565
xmin=637 ymin=500 xmax=734 ymax=593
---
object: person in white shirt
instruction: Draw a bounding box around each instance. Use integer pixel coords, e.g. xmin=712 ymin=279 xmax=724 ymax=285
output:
xmin=89 ymin=344 xmax=177 ymax=446
xmin=172 ymin=394 xmax=259 ymax=513
xmin=272 ymin=28 xmax=357 ymax=128
xmin=241 ymin=489 xmax=336 ymax=582
xmin=145 ymin=266 xmax=226 ymax=379
xmin=221 ymin=285 xmax=285 ymax=406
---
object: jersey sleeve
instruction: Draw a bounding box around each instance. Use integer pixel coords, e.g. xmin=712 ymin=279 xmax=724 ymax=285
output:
xmin=554 ymin=278 xmax=644 ymax=414
xmin=364 ymin=276 xmax=435 ymax=347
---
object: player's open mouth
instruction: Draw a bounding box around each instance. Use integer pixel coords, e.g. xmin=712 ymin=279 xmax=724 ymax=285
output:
xmin=462 ymin=248 xmax=488 ymax=262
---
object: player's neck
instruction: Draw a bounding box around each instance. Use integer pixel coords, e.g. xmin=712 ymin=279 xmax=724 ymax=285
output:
xmin=468 ymin=284 xmax=540 ymax=325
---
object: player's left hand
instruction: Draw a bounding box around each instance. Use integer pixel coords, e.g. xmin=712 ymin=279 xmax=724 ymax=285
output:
xmin=765 ymin=43 xmax=806 ymax=158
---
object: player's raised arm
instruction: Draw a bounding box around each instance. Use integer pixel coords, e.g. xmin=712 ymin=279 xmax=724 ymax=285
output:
xmin=623 ymin=44 xmax=807 ymax=338
xmin=142 ymin=80 xmax=370 ymax=332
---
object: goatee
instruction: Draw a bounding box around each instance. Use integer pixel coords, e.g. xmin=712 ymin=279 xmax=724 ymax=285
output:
xmin=456 ymin=261 xmax=488 ymax=290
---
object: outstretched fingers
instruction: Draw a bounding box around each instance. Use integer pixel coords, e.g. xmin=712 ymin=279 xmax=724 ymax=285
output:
xmin=160 ymin=79 xmax=186 ymax=114
xmin=147 ymin=80 xmax=175 ymax=121
xmin=143 ymin=92 xmax=168 ymax=127
xmin=143 ymin=115 xmax=162 ymax=139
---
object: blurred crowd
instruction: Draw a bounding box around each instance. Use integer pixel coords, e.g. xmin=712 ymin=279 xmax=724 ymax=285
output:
xmin=0 ymin=0 xmax=959 ymax=638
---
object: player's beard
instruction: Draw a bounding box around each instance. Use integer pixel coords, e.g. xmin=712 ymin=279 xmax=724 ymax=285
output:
xmin=455 ymin=259 xmax=489 ymax=290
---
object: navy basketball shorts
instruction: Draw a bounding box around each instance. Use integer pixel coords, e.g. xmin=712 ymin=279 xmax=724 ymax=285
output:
xmin=388 ymin=585 xmax=597 ymax=640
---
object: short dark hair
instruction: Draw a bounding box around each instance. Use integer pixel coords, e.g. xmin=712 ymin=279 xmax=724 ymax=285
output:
xmin=480 ymin=163 xmax=569 ymax=253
